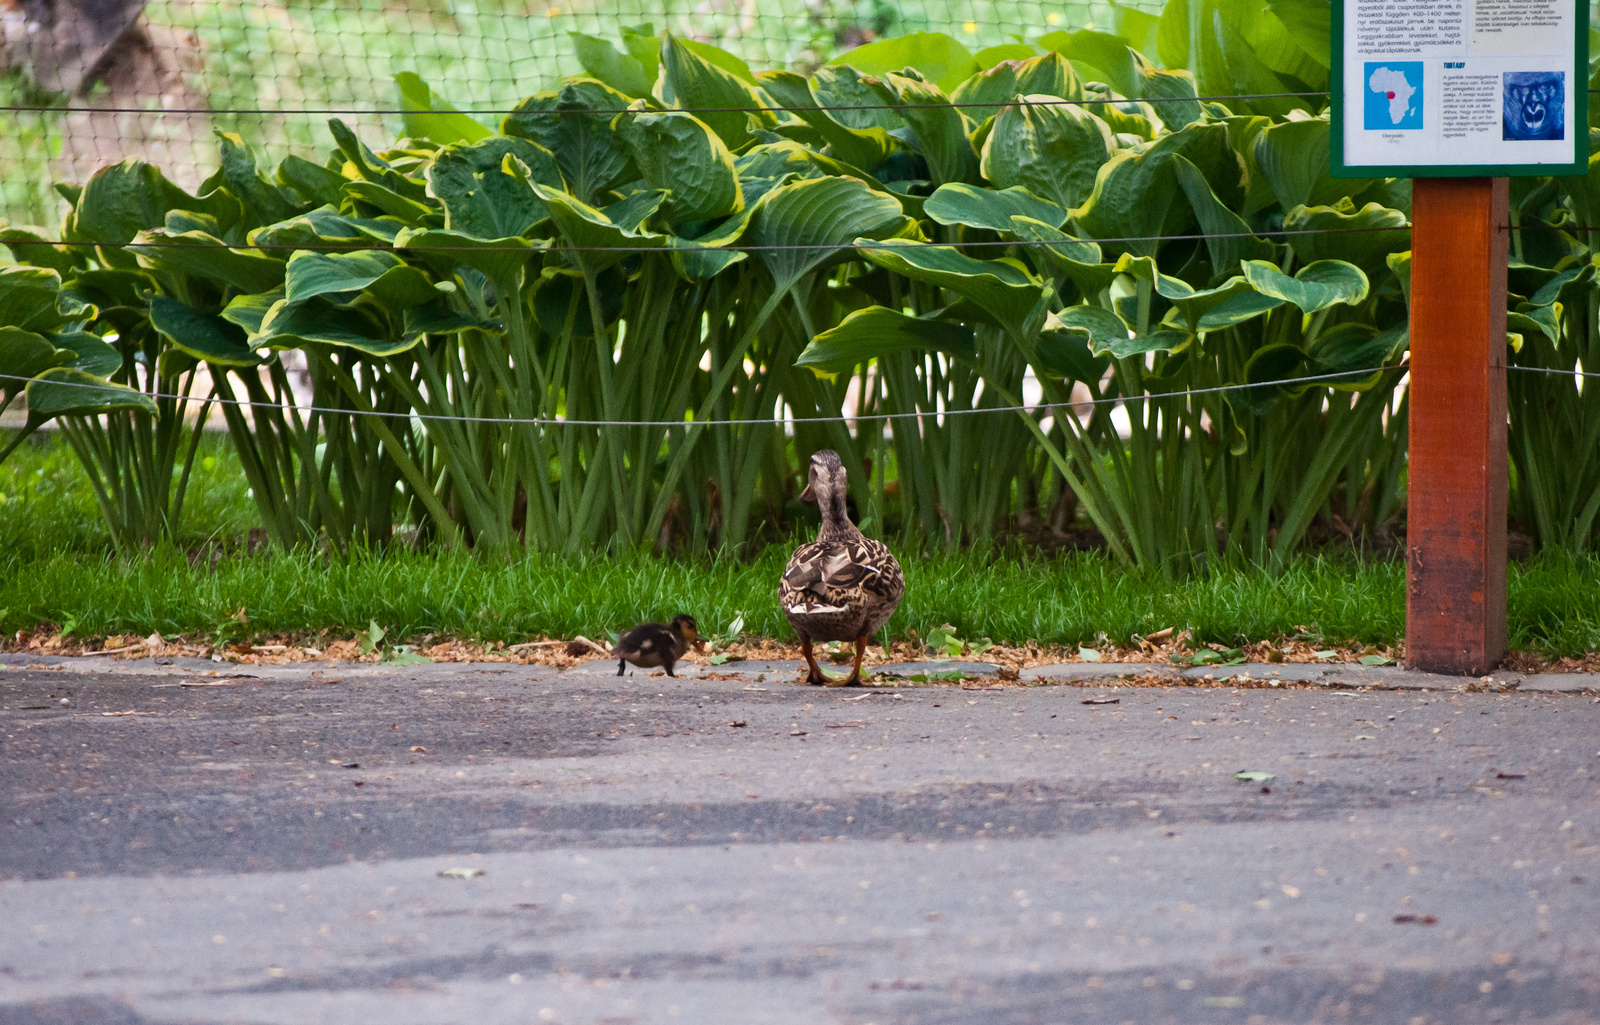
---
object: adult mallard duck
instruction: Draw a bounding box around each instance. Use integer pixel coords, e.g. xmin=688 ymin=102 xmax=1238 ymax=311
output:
xmin=780 ymin=449 xmax=905 ymax=686
xmin=615 ymin=614 xmax=700 ymax=678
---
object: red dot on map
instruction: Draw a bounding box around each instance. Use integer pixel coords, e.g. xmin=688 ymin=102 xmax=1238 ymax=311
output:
xmin=1386 ymin=91 xmax=1396 ymax=99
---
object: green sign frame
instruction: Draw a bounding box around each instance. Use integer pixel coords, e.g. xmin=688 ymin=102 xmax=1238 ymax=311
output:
xmin=1330 ymin=0 xmax=1589 ymax=178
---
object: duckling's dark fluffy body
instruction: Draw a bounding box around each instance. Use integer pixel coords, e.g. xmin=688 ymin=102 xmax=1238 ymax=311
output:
xmin=615 ymin=614 xmax=700 ymax=677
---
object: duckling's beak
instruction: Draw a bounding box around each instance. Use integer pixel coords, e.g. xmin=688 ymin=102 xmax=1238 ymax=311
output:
xmin=799 ymin=482 xmax=815 ymax=502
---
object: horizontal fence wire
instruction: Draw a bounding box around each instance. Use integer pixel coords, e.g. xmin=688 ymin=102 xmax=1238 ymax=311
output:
xmin=0 ymin=365 xmax=1410 ymax=428
xmin=1509 ymin=365 xmax=1600 ymax=380
xmin=0 ymin=92 xmax=1330 ymax=116
xmin=2 ymin=226 xmax=1409 ymax=254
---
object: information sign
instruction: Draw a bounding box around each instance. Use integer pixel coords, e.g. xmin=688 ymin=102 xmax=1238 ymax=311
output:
xmin=1332 ymin=0 xmax=1588 ymax=176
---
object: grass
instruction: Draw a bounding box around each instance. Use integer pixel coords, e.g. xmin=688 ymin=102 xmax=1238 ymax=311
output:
xmin=5 ymin=431 xmax=1599 ymax=656
xmin=0 ymin=431 xmax=259 ymax=560
xmin=1 ymin=543 xmax=1412 ymax=650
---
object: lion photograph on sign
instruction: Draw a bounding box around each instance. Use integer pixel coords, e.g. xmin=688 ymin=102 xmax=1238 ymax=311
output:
xmin=1503 ymin=71 xmax=1565 ymax=141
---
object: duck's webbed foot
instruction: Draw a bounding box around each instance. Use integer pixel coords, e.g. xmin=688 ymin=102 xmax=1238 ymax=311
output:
xmin=616 ymin=659 xmax=626 ymax=676
xmin=825 ymin=634 xmax=870 ymax=687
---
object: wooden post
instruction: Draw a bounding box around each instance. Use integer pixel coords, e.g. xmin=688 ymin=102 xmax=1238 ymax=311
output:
xmin=1406 ymin=177 xmax=1508 ymax=676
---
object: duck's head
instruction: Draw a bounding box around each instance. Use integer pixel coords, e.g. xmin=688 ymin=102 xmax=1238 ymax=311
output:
xmin=799 ymin=449 xmax=849 ymax=522
xmin=669 ymin=614 xmax=700 ymax=646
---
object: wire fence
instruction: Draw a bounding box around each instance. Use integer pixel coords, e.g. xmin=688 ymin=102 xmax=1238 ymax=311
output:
xmin=0 ymin=363 xmax=1415 ymax=429
xmin=0 ymin=0 xmax=1156 ymax=228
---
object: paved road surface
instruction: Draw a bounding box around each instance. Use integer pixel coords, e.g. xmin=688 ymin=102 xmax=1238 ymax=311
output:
xmin=2 ymin=656 xmax=1598 ymax=1024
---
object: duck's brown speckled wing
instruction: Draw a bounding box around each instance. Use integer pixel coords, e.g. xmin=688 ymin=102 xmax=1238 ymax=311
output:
xmin=779 ymin=538 xmax=904 ymax=639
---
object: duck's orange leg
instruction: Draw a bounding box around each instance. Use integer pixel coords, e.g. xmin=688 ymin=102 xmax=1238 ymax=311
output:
xmin=828 ymin=634 xmax=870 ymax=687
xmin=801 ymin=637 xmax=826 ymax=685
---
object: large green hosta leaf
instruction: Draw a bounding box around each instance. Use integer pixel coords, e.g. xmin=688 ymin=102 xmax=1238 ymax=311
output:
xmin=925 ymin=183 xmax=1065 ymax=232
xmin=43 ymin=331 xmax=118 ymax=378
xmin=1254 ymin=118 xmax=1374 ymax=211
xmin=0 ymin=265 xmax=93 ymax=333
xmin=858 ymin=240 xmax=1044 ymax=339
xmin=395 ymin=228 xmax=539 ymax=291
xmin=284 ymin=250 xmax=437 ymax=307
xmin=1282 ymin=201 xmax=1410 ymax=276
xmin=616 ymin=108 xmax=742 ymax=225
xmin=275 ymin=154 xmax=349 ymax=208
xmin=827 ymin=31 xmax=979 ymax=95
xmin=666 ymin=205 xmax=753 ymax=281
xmin=394 ymin=72 xmax=493 ymax=146
xmin=749 ymin=176 xmax=909 ymax=294
xmin=570 ymin=32 xmax=655 ymax=98
xmin=131 ymin=230 xmax=287 ymax=294
xmin=149 ymin=295 xmax=265 ymax=367
xmin=0 ymin=225 xmax=85 ymax=276
xmin=1171 ymin=155 xmax=1274 ymax=276
xmin=327 ymin=120 xmax=429 ymax=204
xmin=532 ymin=183 xmax=667 ymax=277
xmin=1037 ymin=309 xmax=1114 ymax=382
xmin=72 ymin=159 xmax=237 ymax=250
xmin=1071 ymin=122 xmax=1240 ymax=256
xmin=1036 ymin=31 xmax=1203 ymax=127
xmin=659 ymin=32 xmax=777 ymax=149
xmin=1309 ymin=322 xmax=1407 ymax=388
xmin=755 ymin=70 xmax=901 ymax=171
xmin=1115 ymin=253 xmax=1277 ymax=333
xmin=868 ymin=71 xmax=981 ymax=187
xmin=25 ymin=367 xmax=158 ymax=424
xmin=502 ymin=80 xmax=638 ymax=204
xmin=809 ymin=65 xmax=906 ymax=135
xmin=982 ymin=98 xmax=1114 ymax=212
xmin=1037 ymin=29 xmax=1148 ymax=98
xmin=1006 ymin=216 xmax=1117 ymax=294
xmin=214 ymin=131 xmax=303 ymax=228
xmin=255 ymin=296 xmax=410 ymax=356
xmin=426 ymin=136 xmax=564 ymax=239
xmin=796 ymin=305 xmax=976 ymax=379
xmin=1265 ymin=0 xmax=1332 ymax=66
xmin=0 ymin=327 xmax=74 ymax=406
xmin=1243 ymin=259 xmax=1369 ymax=313
xmin=951 ymin=52 xmax=1081 ymax=123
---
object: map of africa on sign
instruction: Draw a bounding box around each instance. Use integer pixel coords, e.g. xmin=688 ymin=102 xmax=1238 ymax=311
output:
xmin=1363 ymin=61 xmax=1424 ymax=130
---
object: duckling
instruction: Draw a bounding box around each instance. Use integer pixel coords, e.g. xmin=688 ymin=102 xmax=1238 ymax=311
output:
xmin=780 ymin=449 xmax=905 ymax=686
xmin=615 ymin=614 xmax=700 ymax=678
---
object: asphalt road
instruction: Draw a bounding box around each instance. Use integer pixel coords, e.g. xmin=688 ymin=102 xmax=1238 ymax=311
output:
xmin=2 ymin=656 xmax=1599 ymax=1024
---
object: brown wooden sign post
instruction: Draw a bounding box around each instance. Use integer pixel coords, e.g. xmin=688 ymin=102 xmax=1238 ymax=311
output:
xmin=1406 ymin=178 xmax=1509 ymax=675
xmin=1330 ymin=1 xmax=1585 ymax=674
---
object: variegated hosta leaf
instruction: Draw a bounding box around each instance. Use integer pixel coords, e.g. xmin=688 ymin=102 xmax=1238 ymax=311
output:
xmin=982 ymin=97 xmax=1113 ymax=213
xmin=614 ymin=107 xmax=742 ymax=225
xmin=796 ymin=305 xmax=976 ymax=379
xmin=749 ymin=176 xmax=909 ymax=294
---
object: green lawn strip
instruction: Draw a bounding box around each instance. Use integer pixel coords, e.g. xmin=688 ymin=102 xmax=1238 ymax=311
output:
xmin=2 ymin=545 xmax=1416 ymax=651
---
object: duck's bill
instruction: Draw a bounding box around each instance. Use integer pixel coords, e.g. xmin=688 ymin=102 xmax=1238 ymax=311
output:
xmin=789 ymin=603 xmax=847 ymax=614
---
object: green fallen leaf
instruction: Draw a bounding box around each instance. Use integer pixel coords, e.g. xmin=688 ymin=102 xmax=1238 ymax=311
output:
xmin=1078 ymin=647 xmax=1102 ymax=662
xmin=436 ymin=867 xmax=486 ymax=879
xmin=910 ymin=670 xmax=967 ymax=682
xmin=1357 ymin=655 xmax=1395 ymax=666
xmin=1235 ymin=771 xmax=1276 ymax=783
xmin=360 ymin=619 xmax=386 ymax=654
xmin=708 ymin=654 xmax=730 ymax=665
xmin=384 ymin=645 xmax=431 ymax=666
xmin=1313 ymin=649 xmax=1339 ymax=659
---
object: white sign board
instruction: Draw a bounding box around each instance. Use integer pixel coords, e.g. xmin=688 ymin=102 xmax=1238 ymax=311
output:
xmin=1332 ymin=0 xmax=1587 ymax=176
